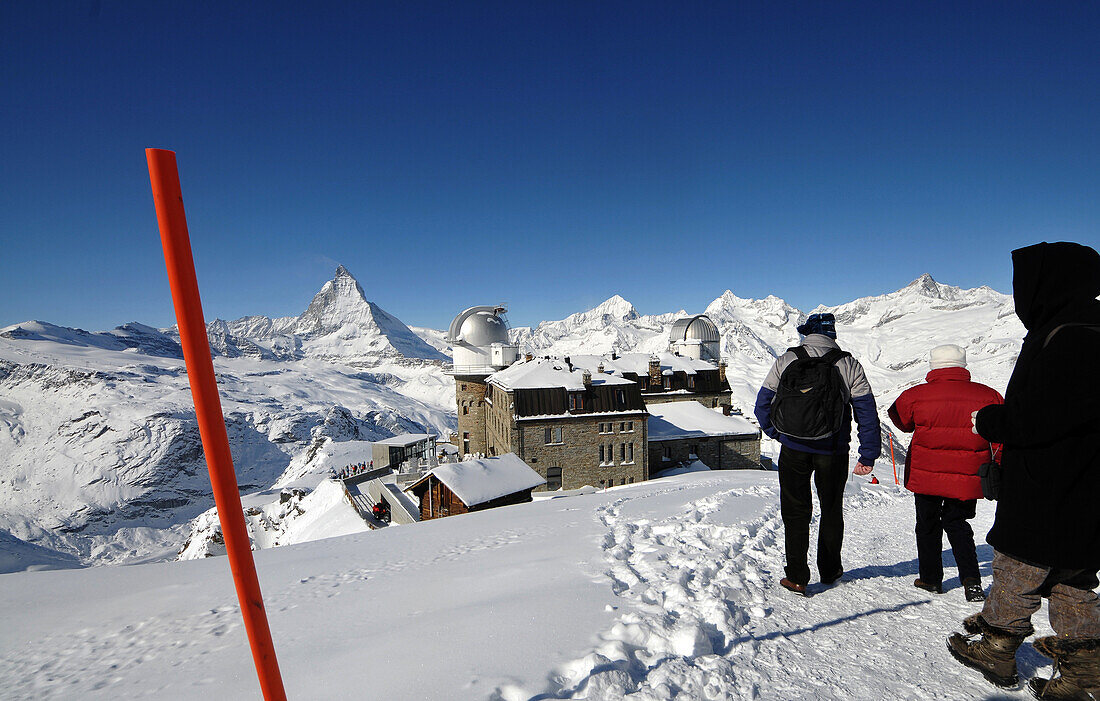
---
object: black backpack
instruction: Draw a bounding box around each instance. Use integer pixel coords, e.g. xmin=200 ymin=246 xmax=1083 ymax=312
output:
xmin=771 ymin=346 xmax=851 ymax=440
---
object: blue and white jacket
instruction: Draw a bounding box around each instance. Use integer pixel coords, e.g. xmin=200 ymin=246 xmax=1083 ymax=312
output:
xmin=754 ymin=334 xmax=881 ymax=466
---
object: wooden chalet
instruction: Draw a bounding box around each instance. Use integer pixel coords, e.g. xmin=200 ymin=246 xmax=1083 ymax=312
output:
xmin=406 ymin=453 xmax=546 ymax=520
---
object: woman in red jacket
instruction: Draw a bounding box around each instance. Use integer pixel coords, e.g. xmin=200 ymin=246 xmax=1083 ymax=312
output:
xmin=889 ymin=344 xmax=1004 ymax=602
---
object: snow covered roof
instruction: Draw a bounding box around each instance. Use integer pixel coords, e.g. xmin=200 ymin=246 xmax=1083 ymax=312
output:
xmin=569 ymin=352 xmax=717 ymax=377
xmin=488 ymin=357 xmax=635 ymax=391
xmin=411 ymin=453 xmax=546 ymax=506
xmin=647 ymin=401 xmax=759 ymax=441
xmin=375 ymin=433 xmax=437 ymax=447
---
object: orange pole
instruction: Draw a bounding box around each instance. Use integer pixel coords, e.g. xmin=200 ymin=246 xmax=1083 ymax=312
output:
xmin=146 ymin=149 xmax=287 ymax=701
xmin=890 ymin=433 xmax=897 ymax=484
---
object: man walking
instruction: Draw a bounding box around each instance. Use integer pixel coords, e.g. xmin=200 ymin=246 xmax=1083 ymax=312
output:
xmin=755 ymin=312 xmax=881 ymax=596
xmin=888 ymin=344 xmax=1003 ymax=601
xmin=946 ymin=242 xmax=1100 ymax=698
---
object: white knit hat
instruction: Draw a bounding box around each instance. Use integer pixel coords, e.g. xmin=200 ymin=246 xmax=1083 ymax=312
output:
xmin=929 ymin=344 xmax=967 ymax=370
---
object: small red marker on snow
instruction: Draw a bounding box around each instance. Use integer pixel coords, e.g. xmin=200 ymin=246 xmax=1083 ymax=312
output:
xmin=870 ymin=475 xmax=880 ymax=484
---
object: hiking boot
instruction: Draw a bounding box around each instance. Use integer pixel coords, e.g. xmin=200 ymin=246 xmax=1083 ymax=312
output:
xmin=1026 ymin=636 xmax=1100 ymax=700
xmin=914 ymin=578 xmax=943 ymax=594
xmin=821 ymin=569 xmax=843 ymax=586
xmin=962 ymin=578 xmax=987 ymax=602
xmin=946 ymin=615 xmax=1029 ymax=688
xmin=780 ymin=578 xmax=807 ymax=596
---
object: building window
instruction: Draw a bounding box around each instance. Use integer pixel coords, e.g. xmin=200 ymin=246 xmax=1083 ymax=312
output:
xmin=625 ymin=421 xmax=634 ymax=432
xmin=689 ymin=444 xmax=698 ymax=456
xmin=463 ymin=405 xmax=469 ymax=415
xmin=663 ymin=376 xmax=671 ymax=389
xmin=626 ymin=442 xmax=634 ymax=463
xmin=620 ymin=443 xmax=626 ymax=462
xmin=544 ymin=427 xmax=563 ymax=445
xmin=546 ymin=466 xmax=562 ymax=491
xmin=599 ymin=444 xmax=604 ymax=463
xmin=663 ymin=446 xmax=672 ymax=459
xmin=616 ymin=389 xmax=626 ymax=405
xmin=463 ymin=432 xmax=470 ymax=454
xmin=639 ymin=378 xmax=648 ymax=390
xmin=461 ymin=384 xmax=467 ymax=390
xmin=688 ymin=375 xmax=695 ymax=389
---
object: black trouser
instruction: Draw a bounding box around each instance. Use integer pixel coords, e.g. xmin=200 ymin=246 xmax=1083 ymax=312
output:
xmin=914 ymin=493 xmax=980 ymax=585
xmin=778 ymin=446 xmax=849 ymax=585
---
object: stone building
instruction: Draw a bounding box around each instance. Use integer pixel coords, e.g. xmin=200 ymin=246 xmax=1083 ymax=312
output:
xmin=646 ymin=401 xmax=761 ymax=473
xmin=569 ymin=351 xmax=732 ymax=410
xmin=483 ymin=357 xmax=649 ymax=491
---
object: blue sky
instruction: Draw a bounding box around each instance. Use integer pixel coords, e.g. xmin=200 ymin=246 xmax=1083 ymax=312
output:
xmin=2 ymin=2 xmax=1098 ymax=332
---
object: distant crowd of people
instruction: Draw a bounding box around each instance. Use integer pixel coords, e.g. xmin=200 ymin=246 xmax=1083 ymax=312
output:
xmin=330 ymin=461 xmax=373 ymax=480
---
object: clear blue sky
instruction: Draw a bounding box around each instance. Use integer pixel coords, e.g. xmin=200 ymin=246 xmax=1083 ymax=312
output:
xmin=2 ymin=2 xmax=1098 ymax=332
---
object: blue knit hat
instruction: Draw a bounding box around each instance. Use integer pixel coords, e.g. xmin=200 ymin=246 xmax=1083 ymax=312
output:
xmin=797 ymin=313 xmax=837 ymax=339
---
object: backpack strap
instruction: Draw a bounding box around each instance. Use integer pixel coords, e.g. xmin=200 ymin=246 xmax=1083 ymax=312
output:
xmin=1043 ymin=323 xmax=1100 ymax=349
xmin=788 ymin=346 xmax=810 ymax=361
xmin=821 ymin=348 xmax=851 ymax=365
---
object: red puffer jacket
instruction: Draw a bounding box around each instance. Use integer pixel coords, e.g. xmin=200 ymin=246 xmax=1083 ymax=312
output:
xmin=888 ymin=367 xmax=1004 ymax=500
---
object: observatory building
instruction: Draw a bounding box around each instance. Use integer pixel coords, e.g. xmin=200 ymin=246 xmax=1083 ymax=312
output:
xmin=446 ymin=306 xmax=519 ymax=457
xmin=668 ymin=314 xmax=721 ymax=362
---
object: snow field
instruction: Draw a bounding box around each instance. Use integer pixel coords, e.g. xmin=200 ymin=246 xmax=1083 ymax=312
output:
xmin=1 ymin=469 xmax=1058 ymax=700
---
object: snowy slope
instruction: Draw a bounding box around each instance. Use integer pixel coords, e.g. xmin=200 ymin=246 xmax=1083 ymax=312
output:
xmin=0 ymin=468 xmax=1051 ymax=700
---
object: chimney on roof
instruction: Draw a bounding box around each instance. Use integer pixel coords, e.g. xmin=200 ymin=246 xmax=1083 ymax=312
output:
xmin=524 ymin=352 xmax=533 ymax=362
xmin=648 ymin=355 xmax=662 ymax=385
xmin=565 ymin=356 xmax=572 ymax=371
xmin=611 ymin=351 xmax=618 ymax=360
xmin=596 ymin=362 xmax=605 ymax=374
xmin=718 ymin=359 xmax=727 ymax=383
xmin=582 ymin=369 xmax=592 ymax=387
xmin=722 ymin=403 xmax=731 ymax=416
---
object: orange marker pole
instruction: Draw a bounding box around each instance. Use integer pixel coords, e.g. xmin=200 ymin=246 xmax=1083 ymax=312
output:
xmin=146 ymin=149 xmax=287 ymax=701
xmin=890 ymin=433 xmax=897 ymax=485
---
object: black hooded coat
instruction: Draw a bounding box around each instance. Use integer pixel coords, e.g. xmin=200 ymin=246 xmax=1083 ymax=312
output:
xmin=975 ymin=242 xmax=1100 ymax=570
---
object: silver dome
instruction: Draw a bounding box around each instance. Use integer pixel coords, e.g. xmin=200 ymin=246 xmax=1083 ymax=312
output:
xmin=669 ymin=315 xmax=720 ymax=344
xmin=448 ymin=306 xmax=510 ymax=347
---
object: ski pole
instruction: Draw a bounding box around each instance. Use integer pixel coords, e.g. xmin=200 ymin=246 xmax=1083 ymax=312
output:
xmin=146 ymin=149 xmax=287 ymax=701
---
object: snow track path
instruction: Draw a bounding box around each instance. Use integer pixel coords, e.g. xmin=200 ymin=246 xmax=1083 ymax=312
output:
xmin=537 ymin=477 xmax=1052 ymax=700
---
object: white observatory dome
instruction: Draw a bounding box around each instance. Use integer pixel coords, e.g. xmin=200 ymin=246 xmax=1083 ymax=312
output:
xmin=458 ymin=311 xmax=509 ymax=347
xmin=447 ymin=306 xmax=519 ymax=375
xmin=669 ymin=314 xmax=721 ymax=362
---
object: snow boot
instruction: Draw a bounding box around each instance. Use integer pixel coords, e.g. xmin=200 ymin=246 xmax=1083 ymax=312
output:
xmin=962 ymin=578 xmax=987 ymax=602
xmin=1026 ymin=636 xmax=1100 ymax=699
xmin=780 ymin=578 xmax=807 ymax=596
xmin=914 ymin=578 xmax=943 ymax=594
xmin=821 ymin=569 xmax=844 ymax=586
xmin=947 ymin=614 xmax=1030 ymax=688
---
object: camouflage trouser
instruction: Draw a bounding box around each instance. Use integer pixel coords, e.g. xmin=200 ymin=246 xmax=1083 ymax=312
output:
xmin=982 ymin=550 xmax=1100 ymax=638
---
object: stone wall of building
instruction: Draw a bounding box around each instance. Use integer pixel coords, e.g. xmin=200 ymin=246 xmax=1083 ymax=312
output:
xmin=649 ymin=435 xmax=762 ymax=473
xmin=515 ymin=414 xmax=648 ymax=491
xmin=641 ymin=391 xmax=731 ymax=409
xmin=454 ymin=378 xmax=488 ymax=456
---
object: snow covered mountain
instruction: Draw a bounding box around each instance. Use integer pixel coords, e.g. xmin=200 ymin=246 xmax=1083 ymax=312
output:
xmin=0 ymin=270 xmax=1023 ymax=572
xmin=0 ymin=267 xmax=456 ymax=570
xmin=202 ymin=265 xmax=448 ymax=363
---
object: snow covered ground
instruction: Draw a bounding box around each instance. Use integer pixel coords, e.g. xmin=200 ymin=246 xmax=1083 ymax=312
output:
xmin=0 ymin=467 xmax=1053 ymax=699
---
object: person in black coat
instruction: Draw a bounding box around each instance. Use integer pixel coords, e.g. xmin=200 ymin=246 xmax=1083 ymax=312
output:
xmin=947 ymin=242 xmax=1100 ymax=697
